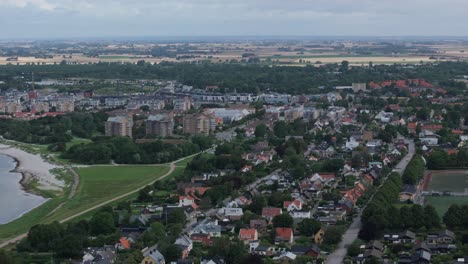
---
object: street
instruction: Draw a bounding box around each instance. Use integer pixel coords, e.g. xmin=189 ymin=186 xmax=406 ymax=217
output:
xmin=325 ymin=139 xmax=415 ymax=264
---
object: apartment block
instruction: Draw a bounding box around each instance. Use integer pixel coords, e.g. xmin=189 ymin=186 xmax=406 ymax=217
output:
xmin=105 ymin=116 xmax=133 ymax=138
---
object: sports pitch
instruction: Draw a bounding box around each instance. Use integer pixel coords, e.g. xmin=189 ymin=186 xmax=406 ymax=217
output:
xmin=427 ymin=170 xmax=468 ymax=193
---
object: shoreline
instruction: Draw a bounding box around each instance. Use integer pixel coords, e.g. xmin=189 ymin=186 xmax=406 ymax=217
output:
xmin=0 ymin=143 xmax=64 ymax=195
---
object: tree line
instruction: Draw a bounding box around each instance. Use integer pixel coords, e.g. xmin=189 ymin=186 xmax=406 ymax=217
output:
xmin=0 ymin=111 xmax=107 ymax=144
xmin=62 ymin=135 xmax=213 ymax=164
xmin=2 ymin=61 xmax=468 ymax=95
xmin=402 ymin=154 xmax=425 ymax=185
xmin=360 ymin=172 xmax=441 ymax=240
xmin=427 ymin=149 xmax=468 ymax=169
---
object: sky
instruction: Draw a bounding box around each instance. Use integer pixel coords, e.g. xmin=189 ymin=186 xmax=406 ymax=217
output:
xmin=0 ymin=0 xmax=467 ymax=39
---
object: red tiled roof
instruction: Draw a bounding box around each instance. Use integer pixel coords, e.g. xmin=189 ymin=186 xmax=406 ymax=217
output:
xmin=452 ymin=130 xmax=464 ymax=135
xmin=275 ymin=228 xmax=293 ymax=240
xmin=119 ymin=238 xmax=130 ymax=249
xmin=262 ymin=207 xmax=282 ymax=217
xmin=239 ymin=228 xmax=257 ymax=240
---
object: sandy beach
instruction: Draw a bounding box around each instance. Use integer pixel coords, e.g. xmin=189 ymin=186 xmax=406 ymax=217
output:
xmin=0 ymin=144 xmax=64 ymax=191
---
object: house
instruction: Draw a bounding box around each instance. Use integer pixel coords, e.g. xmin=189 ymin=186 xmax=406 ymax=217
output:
xmin=220 ymin=207 xmax=243 ymax=220
xmin=283 ymin=199 xmax=303 ymax=212
xmin=399 ymin=185 xmax=418 ymax=202
xmin=290 ymin=245 xmax=320 ymax=258
xmin=275 ymin=228 xmax=294 ymax=244
xmin=250 ymin=219 xmax=267 ymax=233
xmin=290 ymin=210 xmax=312 ymax=220
xmin=175 ymin=235 xmax=193 ymax=259
xmin=314 ymin=228 xmax=326 ymax=245
xmin=189 ymin=219 xmax=221 ymax=238
xmin=427 ymin=230 xmax=455 ymax=244
xmin=115 ymin=237 xmax=131 ymax=250
xmin=366 ymin=241 xmax=384 ymax=252
xmin=179 ymin=196 xmax=195 ymax=207
xmin=141 ymin=245 xmax=165 ymax=264
xmin=399 ymin=230 xmax=416 ymax=244
xmin=262 ymin=207 xmax=282 ymax=222
xmin=273 ymin=251 xmax=297 ymax=262
xmin=238 ymin=228 xmax=258 ymax=243
xmin=82 ymin=246 xmax=116 ymax=264
xmin=190 ymin=233 xmax=212 ymax=246
xmin=200 ymin=256 xmax=226 ymax=264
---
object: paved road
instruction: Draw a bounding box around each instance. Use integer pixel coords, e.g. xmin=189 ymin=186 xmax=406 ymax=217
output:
xmin=326 ymin=139 xmax=415 ymax=264
xmin=0 ymin=150 xmax=207 ymax=249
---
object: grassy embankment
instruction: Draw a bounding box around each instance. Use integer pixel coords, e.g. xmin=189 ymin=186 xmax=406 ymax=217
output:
xmin=0 ymin=161 xmax=186 ymax=241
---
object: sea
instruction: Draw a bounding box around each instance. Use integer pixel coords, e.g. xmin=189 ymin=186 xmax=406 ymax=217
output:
xmin=0 ymin=154 xmax=48 ymax=224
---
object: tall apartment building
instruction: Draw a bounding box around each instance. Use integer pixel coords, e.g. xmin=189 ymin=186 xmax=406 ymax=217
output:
xmin=4 ymin=102 xmax=22 ymax=113
xmin=32 ymin=102 xmax=50 ymax=112
xmin=146 ymin=113 xmax=174 ymax=137
xmin=183 ymin=113 xmax=217 ymax=135
xmin=105 ymin=116 xmax=133 ymax=138
xmin=56 ymin=101 xmax=75 ymax=112
xmin=174 ymin=97 xmax=192 ymax=112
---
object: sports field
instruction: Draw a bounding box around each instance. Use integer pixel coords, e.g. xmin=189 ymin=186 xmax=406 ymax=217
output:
xmin=426 ymin=196 xmax=468 ymax=217
xmin=427 ymin=170 xmax=468 ymax=193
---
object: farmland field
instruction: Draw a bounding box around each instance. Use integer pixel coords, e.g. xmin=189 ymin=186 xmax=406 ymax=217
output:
xmin=427 ymin=170 xmax=468 ymax=193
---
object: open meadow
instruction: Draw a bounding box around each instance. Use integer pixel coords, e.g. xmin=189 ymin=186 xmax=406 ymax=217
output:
xmin=0 ymin=164 xmax=177 ymax=241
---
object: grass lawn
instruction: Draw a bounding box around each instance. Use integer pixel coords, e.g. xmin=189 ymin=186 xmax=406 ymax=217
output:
xmin=45 ymin=165 xmax=170 ymax=222
xmin=65 ymin=137 xmax=92 ymax=150
xmin=426 ymin=196 xmax=468 ymax=217
xmin=428 ymin=171 xmax=468 ymax=193
xmin=0 ymin=165 xmax=172 ymax=241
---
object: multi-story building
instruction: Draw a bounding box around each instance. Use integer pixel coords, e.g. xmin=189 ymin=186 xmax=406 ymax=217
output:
xmin=146 ymin=113 xmax=174 ymax=137
xmin=352 ymin=83 xmax=367 ymax=92
xmin=183 ymin=113 xmax=217 ymax=135
xmin=4 ymin=102 xmax=22 ymax=113
xmin=56 ymin=101 xmax=75 ymax=112
xmin=32 ymin=102 xmax=50 ymax=112
xmin=105 ymin=116 xmax=133 ymax=138
xmin=174 ymin=97 xmax=192 ymax=112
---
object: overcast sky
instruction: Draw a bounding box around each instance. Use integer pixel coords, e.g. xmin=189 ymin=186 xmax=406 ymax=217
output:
xmin=0 ymin=0 xmax=467 ymax=39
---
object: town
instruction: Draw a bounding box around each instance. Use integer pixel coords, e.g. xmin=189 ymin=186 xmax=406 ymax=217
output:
xmin=0 ymin=57 xmax=467 ymax=264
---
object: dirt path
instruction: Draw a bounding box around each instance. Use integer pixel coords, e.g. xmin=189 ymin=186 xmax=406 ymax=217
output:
xmin=0 ymin=150 xmax=205 ymax=249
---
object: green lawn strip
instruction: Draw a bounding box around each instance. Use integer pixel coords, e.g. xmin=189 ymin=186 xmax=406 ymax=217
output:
xmin=59 ymin=166 xmax=185 ymax=223
xmin=426 ymin=196 xmax=468 ymax=217
xmin=44 ymin=165 xmax=170 ymax=222
xmin=0 ymin=196 xmax=66 ymax=241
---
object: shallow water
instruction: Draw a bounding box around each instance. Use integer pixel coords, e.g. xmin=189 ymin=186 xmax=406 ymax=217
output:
xmin=0 ymin=154 xmax=48 ymax=224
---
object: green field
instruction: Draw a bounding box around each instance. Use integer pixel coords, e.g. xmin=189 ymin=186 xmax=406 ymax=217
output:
xmin=426 ymin=196 xmax=468 ymax=217
xmin=0 ymin=165 xmax=171 ymax=241
xmin=428 ymin=171 xmax=468 ymax=193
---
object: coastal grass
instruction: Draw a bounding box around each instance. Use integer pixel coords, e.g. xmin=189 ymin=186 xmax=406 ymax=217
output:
xmin=426 ymin=196 xmax=468 ymax=217
xmin=44 ymin=165 xmax=170 ymax=222
xmin=0 ymin=165 xmax=176 ymax=241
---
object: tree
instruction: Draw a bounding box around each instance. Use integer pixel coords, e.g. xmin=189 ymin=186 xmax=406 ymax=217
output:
xmin=161 ymin=244 xmax=181 ymax=263
xmin=89 ymin=212 xmax=116 ymax=235
xmin=423 ymin=205 xmax=441 ymax=229
xmin=249 ymin=196 xmax=267 ymax=215
xmin=443 ymin=204 xmax=462 ymax=228
xmin=298 ymin=219 xmax=322 ymax=236
xmin=323 ymin=226 xmax=344 ymax=245
xmin=167 ymin=208 xmax=186 ymax=225
xmin=0 ymin=250 xmax=13 ymax=264
xmin=254 ymin=124 xmax=268 ymax=138
xmin=347 ymin=243 xmax=360 ymax=257
xmin=272 ymin=214 xmax=293 ymax=228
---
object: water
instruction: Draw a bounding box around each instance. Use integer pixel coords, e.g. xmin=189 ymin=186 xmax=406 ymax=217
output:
xmin=0 ymin=154 xmax=48 ymax=224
